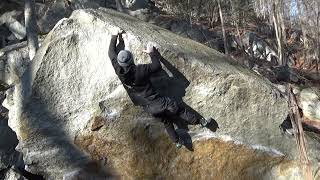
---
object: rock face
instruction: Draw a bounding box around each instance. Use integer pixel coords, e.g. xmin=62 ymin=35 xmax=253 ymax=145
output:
xmin=299 ymin=88 xmax=320 ymax=122
xmin=3 ymin=168 xmax=26 ymax=180
xmin=0 ymin=41 xmax=31 ymax=87
xmin=152 ymin=16 xmax=225 ymax=53
xmin=0 ymin=91 xmax=21 ymax=176
xmin=3 ymin=8 xmax=320 ymax=179
xmin=35 ymin=0 xmax=72 ymax=34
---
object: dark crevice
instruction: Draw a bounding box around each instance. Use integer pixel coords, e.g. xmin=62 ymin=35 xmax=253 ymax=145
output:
xmin=0 ymin=88 xmax=44 ymax=180
xmin=0 ymin=168 xmax=9 ymax=179
xmin=279 ymin=113 xmax=320 ymax=137
xmin=0 ymin=166 xmax=45 ymax=180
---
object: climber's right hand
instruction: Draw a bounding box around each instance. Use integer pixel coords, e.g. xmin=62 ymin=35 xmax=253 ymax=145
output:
xmin=110 ymin=27 xmax=124 ymax=36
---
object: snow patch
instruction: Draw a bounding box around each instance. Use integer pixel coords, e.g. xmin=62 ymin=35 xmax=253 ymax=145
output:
xmin=193 ymin=85 xmax=212 ymax=96
xmin=251 ymin=145 xmax=284 ymax=156
xmin=192 ymin=130 xmax=284 ymax=156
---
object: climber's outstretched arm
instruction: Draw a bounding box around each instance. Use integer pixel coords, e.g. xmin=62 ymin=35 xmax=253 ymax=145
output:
xmin=108 ymin=27 xmax=125 ymax=68
xmin=108 ymin=34 xmax=118 ymax=64
xmin=141 ymin=46 xmax=162 ymax=75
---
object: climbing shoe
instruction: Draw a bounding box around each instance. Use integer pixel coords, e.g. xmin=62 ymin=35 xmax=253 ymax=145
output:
xmin=176 ymin=142 xmax=182 ymax=149
xmin=175 ymin=138 xmax=184 ymax=149
xmin=200 ymin=117 xmax=212 ymax=127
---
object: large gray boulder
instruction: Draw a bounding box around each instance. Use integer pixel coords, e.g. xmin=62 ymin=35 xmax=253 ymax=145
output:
xmin=3 ymin=8 xmax=320 ymax=179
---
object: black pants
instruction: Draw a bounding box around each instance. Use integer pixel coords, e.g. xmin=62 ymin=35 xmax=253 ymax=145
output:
xmin=143 ymin=97 xmax=200 ymax=143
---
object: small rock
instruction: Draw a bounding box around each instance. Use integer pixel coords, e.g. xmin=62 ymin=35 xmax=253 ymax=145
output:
xmin=4 ymin=168 xmax=26 ymax=180
xmin=275 ymin=84 xmax=286 ymax=93
xmin=90 ymin=116 xmax=106 ymax=131
xmin=6 ymin=20 xmax=26 ymax=40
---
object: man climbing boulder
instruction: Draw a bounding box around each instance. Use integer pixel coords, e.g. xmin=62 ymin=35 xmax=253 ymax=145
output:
xmin=108 ymin=27 xmax=215 ymax=148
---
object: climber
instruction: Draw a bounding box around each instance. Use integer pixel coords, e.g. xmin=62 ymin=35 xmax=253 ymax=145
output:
xmin=108 ymin=27 xmax=214 ymax=148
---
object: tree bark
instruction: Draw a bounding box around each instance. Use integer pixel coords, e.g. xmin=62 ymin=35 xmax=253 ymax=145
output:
xmin=218 ymin=0 xmax=228 ymax=55
xmin=209 ymin=2 xmax=217 ymax=28
xmin=25 ymin=0 xmax=39 ymax=60
xmin=115 ymin=0 xmax=124 ymax=12
xmin=188 ymin=0 xmax=192 ymax=26
xmin=196 ymin=0 xmax=204 ymax=22
xmin=273 ymin=1 xmax=284 ymax=65
xmin=230 ymin=0 xmax=244 ymax=51
xmin=279 ymin=0 xmax=286 ymax=65
xmin=297 ymin=0 xmax=308 ymax=64
xmin=317 ymin=2 xmax=320 ymax=72
xmin=287 ymin=84 xmax=313 ymax=180
xmin=279 ymin=0 xmax=286 ymax=45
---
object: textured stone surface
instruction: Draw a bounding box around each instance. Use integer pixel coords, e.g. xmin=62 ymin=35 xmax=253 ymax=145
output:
xmin=152 ymin=16 xmax=224 ymax=52
xmin=3 ymin=8 xmax=320 ymax=179
xmin=299 ymin=87 xmax=320 ymax=121
xmin=0 ymin=41 xmax=30 ymax=87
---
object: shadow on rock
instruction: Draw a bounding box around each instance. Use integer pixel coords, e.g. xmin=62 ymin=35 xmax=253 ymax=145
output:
xmin=150 ymin=51 xmax=219 ymax=149
xmin=115 ymin=34 xmax=219 ymax=149
xmin=280 ymin=115 xmax=320 ymax=136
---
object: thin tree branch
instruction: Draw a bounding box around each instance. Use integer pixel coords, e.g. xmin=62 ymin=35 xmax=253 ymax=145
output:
xmin=25 ymin=0 xmax=39 ymax=60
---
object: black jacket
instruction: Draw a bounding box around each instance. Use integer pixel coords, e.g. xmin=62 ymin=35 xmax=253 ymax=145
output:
xmin=108 ymin=35 xmax=162 ymax=106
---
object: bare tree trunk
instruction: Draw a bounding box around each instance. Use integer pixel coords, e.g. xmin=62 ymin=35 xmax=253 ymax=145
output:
xmin=115 ymin=0 xmax=124 ymax=12
xmin=196 ymin=0 xmax=204 ymax=22
xmin=209 ymin=3 xmax=217 ymax=28
xmin=262 ymin=0 xmax=267 ymax=19
xmin=273 ymin=1 xmax=284 ymax=65
xmin=279 ymin=0 xmax=286 ymax=65
xmin=218 ymin=0 xmax=228 ymax=55
xmin=25 ymin=0 xmax=39 ymax=60
xmin=188 ymin=0 xmax=192 ymax=26
xmin=317 ymin=2 xmax=320 ymax=72
xmin=230 ymin=0 xmax=244 ymax=51
xmin=297 ymin=0 xmax=308 ymax=64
